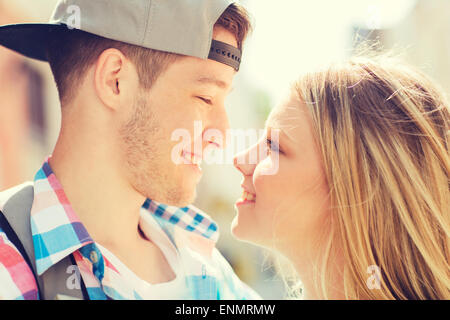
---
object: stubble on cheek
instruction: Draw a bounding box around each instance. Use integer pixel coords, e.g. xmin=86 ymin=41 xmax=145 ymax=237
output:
xmin=118 ymin=93 xmax=190 ymax=206
xmin=119 ymin=94 xmax=165 ymax=198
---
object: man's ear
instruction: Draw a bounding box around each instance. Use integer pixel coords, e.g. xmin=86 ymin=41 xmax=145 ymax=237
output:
xmin=94 ymin=48 xmax=126 ymax=111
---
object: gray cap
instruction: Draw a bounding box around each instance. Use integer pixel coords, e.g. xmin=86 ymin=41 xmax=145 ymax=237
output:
xmin=0 ymin=0 xmax=243 ymax=70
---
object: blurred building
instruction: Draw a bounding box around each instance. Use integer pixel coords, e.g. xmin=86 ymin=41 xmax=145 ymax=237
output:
xmin=385 ymin=0 xmax=450 ymax=93
xmin=353 ymin=0 xmax=450 ymax=93
xmin=0 ymin=0 xmax=60 ymax=189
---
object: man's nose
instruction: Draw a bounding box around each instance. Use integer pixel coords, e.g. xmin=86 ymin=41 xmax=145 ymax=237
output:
xmin=209 ymin=104 xmax=230 ymax=149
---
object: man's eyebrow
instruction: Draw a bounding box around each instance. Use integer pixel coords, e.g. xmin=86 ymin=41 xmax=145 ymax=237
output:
xmin=196 ymin=76 xmax=229 ymax=89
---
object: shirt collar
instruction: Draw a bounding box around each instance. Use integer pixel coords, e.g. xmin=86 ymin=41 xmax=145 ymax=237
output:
xmin=31 ymin=156 xmax=219 ymax=275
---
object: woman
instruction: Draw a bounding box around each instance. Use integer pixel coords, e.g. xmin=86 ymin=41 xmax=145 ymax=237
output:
xmin=232 ymin=54 xmax=450 ymax=299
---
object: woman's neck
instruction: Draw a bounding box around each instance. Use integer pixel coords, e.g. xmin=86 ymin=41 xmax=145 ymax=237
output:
xmin=280 ymin=245 xmax=346 ymax=300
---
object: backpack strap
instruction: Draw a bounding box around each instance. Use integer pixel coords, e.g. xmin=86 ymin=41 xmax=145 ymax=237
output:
xmin=0 ymin=208 xmax=43 ymax=299
xmin=0 ymin=182 xmax=87 ymax=300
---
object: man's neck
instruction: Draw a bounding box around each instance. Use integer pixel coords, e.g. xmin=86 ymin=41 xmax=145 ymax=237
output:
xmin=49 ymin=134 xmax=146 ymax=248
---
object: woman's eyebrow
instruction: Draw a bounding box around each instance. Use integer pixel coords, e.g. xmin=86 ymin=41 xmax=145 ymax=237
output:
xmin=266 ymin=125 xmax=296 ymax=148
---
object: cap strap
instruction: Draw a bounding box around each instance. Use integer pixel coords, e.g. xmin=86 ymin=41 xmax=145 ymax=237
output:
xmin=208 ymin=40 xmax=241 ymax=71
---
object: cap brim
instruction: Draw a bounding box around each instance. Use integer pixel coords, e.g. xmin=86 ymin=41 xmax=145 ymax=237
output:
xmin=0 ymin=23 xmax=67 ymax=62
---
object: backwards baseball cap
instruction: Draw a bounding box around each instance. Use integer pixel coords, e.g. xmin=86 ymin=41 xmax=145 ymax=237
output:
xmin=0 ymin=0 xmax=243 ymax=71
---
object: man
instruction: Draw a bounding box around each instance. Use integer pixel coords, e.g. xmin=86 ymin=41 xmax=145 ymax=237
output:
xmin=0 ymin=0 xmax=258 ymax=300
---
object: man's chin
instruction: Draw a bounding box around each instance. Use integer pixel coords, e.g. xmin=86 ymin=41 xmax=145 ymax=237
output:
xmin=173 ymin=190 xmax=197 ymax=207
xmin=155 ymin=188 xmax=197 ymax=208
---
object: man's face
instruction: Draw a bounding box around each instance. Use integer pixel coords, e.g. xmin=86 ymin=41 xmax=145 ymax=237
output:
xmin=120 ymin=27 xmax=237 ymax=207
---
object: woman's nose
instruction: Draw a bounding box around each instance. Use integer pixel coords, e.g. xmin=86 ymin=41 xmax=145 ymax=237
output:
xmin=233 ymin=145 xmax=257 ymax=177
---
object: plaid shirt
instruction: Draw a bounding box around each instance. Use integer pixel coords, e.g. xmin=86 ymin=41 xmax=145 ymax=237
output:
xmin=0 ymin=157 xmax=260 ymax=300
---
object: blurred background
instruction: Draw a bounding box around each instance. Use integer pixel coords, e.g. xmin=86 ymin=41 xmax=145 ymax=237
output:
xmin=1 ymin=0 xmax=449 ymax=299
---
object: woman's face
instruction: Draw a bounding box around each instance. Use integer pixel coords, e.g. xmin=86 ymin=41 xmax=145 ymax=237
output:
xmin=232 ymin=90 xmax=331 ymax=259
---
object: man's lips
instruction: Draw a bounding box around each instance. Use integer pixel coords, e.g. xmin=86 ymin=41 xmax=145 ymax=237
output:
xmin=181 ymin=150 xmax=202 ymax=165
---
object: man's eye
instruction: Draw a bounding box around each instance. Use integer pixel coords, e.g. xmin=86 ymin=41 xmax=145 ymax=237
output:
xmin=197 ymin=96 xmax=213 ymax=105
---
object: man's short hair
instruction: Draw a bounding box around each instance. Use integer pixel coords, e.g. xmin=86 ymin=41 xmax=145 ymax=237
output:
xmin=46 ymin=3 xmax=252 ymax=105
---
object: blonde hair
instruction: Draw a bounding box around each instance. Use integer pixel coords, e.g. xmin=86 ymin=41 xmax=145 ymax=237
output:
xmin=293 ymin=54 xmax=450 ymax=299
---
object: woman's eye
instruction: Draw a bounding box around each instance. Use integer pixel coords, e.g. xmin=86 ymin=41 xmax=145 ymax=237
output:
xmin=198 ymin=96 xmax=213 ymax=105
xmin=266 ymin=138 xmax=280 ymax=153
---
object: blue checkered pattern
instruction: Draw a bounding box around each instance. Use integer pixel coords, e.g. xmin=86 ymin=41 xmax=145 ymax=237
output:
xmin=143 ymin=199 xmax=219 ymax=241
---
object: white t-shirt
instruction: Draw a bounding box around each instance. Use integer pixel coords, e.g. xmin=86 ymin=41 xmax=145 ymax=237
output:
xmin=96 ymin=212 xmax=188 ymax=299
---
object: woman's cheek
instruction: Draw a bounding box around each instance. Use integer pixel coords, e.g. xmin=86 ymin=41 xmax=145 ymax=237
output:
xmin=253 ymin=160 xmax=271 ymax=193
xmin=253 ymin=159 xmax=281 ymax=209
xmin=257 ymin=152 xmax=280 ymax=176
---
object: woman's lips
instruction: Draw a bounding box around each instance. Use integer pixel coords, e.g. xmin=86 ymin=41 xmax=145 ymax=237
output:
xmin=236 ymin=189 xmax=256 ymax=206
